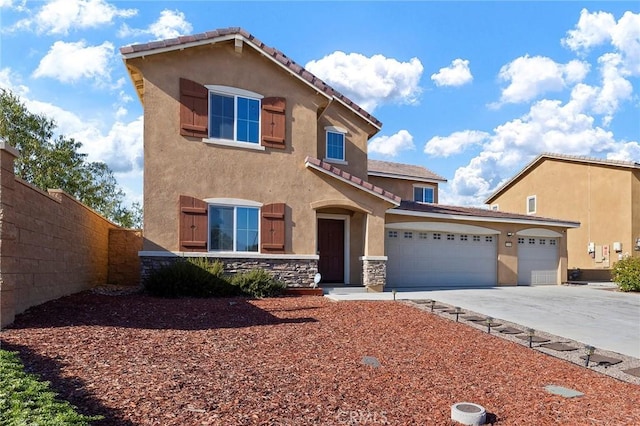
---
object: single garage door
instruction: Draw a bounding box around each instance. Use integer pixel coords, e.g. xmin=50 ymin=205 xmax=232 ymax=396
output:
xmin=386 ymin=229 xmax=497 ymax=288
xmin=517 ymin=237 xmax=559 ymax=285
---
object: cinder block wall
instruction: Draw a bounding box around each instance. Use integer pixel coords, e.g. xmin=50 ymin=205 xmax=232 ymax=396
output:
xmin=0 ymin=143 xmax=140 ymax=328
xmin=108 ymin=229 xmax=143 ymax=286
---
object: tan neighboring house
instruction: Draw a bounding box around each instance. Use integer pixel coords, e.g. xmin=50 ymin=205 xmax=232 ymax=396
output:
xmin=486 ymin=153 xmax=640 ymax=281
xmin=120 ymin=27 xmax=579 ymax=290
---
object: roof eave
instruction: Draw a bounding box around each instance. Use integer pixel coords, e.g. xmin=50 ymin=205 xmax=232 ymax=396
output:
xmin=121 ymin=33 xmax=382 ymax=130
xmin=387 ymin=208 xmax=580 ymax=228
xmin=305 ymin=159 xmax=400 ymax=206
xmin=368 ymin=171 xmax=447 ymax=184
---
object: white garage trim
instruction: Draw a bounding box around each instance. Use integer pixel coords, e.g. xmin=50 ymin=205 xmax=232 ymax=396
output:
xmin=385 ymin=221 xmax=499 ymax=235
xmin=517 ymin=228 xmax=563 ymax=238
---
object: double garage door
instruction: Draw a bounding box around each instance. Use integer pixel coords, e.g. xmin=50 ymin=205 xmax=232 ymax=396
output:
xmin=386 ymin=229 xmax=497 ymax=288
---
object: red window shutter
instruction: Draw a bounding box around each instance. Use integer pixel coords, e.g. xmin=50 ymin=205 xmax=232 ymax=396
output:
xmin=261 ymin=97 xmax=286 ymax=149
xmin=179 ymin=195 xmax=208 ymax=252
xmin=261 ymin=203 xmax=286 ymax=253
xmin=180 ymin=78 xmax=208 ymax=138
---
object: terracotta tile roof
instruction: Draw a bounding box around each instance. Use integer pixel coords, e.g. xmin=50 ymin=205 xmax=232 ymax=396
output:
xmin=120 ymin=27 xmax=381 ymax=129
xmin=485 ymin=152 xmax=640 ymax=203
xmin=393 ymin=200 xmax=580 ymax=227
xmin=304 ymin=157 xmax=401 ymax=205
xmin=368 ymin=159 xmax=447 ymax=182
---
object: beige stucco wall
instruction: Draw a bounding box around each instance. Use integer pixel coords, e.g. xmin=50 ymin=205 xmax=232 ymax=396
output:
xmin=0 ymin=145 xmax=127 ymax=327
xmin=385 ymin=213 xmax=570 ymax=285
xmin=489 ymin=159 xmax=637 ymax=272
xmin=368 ymin=175 xmax=438 ymax=202
xmin=128 ymin=40 xmax=388 ymax=259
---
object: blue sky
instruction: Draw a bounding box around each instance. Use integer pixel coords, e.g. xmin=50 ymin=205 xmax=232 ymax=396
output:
xmin=1 ymin=1 xmax=638 ymax=209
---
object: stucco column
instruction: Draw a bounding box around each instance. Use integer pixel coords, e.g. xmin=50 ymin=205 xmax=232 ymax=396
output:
xmin=361 ymin=213 xmax=387 ymax=291
xmin=0 ymin=141 xmax=19 ymax=328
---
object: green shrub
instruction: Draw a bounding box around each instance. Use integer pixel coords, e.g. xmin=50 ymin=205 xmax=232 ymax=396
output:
xmin=612 ymin=256 xmax=640 ymax=292
xmin=231 ymin=269 xmax=287 ymax=298
xmin=0 ymin=349 xmax=102 ymax=425
xmin=143 ymin=258 xmax=239 ymax=298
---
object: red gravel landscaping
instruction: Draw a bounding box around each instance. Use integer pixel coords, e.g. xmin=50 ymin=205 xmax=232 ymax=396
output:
xmin=1 ymin=292 xmax=639 ymax=425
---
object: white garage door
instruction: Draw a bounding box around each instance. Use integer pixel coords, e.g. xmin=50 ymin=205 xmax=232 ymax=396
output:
xmin=517 ymin=237 xmax=559 ymax=285
xmin=386 ymin=229 xmax=497 ymax=288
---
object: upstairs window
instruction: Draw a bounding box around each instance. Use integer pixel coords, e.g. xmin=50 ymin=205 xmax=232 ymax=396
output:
xmin=208 ymin=87 xmax=261 ymax=144
xmin=325 ymin=126 xmax=347 ymax=162
xmin=179 ymin=79 xmax=286 ymax=150
xmin=527 ymin=195 xmax=537 ymax=215
xmin=414 ymin=186 xmax=434 ymax=203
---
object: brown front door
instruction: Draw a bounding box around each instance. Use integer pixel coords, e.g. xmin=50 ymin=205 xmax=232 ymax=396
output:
xmin=318 ymin=218 xmax=345 ymax=283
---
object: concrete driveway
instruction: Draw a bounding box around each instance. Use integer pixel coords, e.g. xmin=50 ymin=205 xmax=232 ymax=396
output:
xmin=325 ymin=284 xmax=640 ymax=359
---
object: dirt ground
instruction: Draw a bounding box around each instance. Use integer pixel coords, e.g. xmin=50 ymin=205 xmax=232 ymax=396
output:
xmin=1 ymin=292 xmax=639 ymax=425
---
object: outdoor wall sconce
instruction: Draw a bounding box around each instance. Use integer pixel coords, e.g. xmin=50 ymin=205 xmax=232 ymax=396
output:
xmin=584 ymin=345 xmax=595 ymax=366
xmin=507 ymin=232 xmax=514 ymax=237
xmin=526 ymin=328 xmax=535 ymax=348
xmin=486 ymin=317 xmax=495 ymax=333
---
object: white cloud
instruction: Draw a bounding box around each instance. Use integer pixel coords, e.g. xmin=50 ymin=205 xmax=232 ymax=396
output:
xmin=368 ymin=130 xmax=415 ymax=156
xmin=10 ymin=0 xmax=136 ymax=35
xmin=33 ymin=40 xmax=114 ymax=85
xmin=424 ymin=130 xmax=490 ymax=157
xmin=612 ymin=11 xmax=640 ymax=74
xmin=444 ymin=95 xmax=633 ymax=206
xmin=118 ymin=9 xmax=192 ymax=41
xmin=562 ymin=9 xmax=616 ymax=52
xmin=495 ymin=55 xmax=590 ymax=105
xmin=305 ymin=51 xmax=423 ymax=112
xmin=0 ymin=67 xmax=29 ymax=96
xmin=431 ymin=59 xmax=473 ymax=87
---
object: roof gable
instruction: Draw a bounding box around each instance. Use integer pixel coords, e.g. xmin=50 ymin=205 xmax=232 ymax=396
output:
xmin=120 ymin=27 xmax=381 ymax=130
xmin=485 ymin=152 xmax=640 ymax=203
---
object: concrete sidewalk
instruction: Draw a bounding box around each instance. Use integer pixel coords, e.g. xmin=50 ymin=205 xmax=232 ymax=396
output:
xmin=325 ymin=284 xmax=640 ymax=359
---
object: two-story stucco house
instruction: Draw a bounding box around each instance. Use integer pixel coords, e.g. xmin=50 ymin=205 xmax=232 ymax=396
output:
xmin=486 ymin=153 xmax=640 ymax=281
xmin=121 ymin=28 xmax=579 ymax=289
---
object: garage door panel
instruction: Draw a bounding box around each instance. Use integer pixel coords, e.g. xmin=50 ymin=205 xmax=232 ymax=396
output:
xmin=518 ymin=237 xmax=558 ymax=285
xmin=386 ymin=230 xmax=497 ymax=288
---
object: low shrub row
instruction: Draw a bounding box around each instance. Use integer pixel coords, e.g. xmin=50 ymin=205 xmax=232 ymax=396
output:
xmin=143 ymin=257 xmax=286 ymax=298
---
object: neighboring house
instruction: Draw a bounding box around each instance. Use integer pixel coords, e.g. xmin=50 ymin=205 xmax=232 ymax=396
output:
xmin=486 ymin=153 xmax=640 ymax=281
xmin=120 ymin=27 xmax=579 ymax=289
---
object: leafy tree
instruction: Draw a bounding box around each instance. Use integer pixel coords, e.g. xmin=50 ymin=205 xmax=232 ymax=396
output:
xmin=0 ymin=88 xmax=141 ymax=228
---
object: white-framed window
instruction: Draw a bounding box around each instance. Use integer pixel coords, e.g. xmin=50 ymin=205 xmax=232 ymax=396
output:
xmin=388 ymin=230 xmax=398 ymax=238
xmin=491 ymin=204 xmax=499 ymax=211
xmin=540 ymin=239 xmax=546 ymax=245
xmin=206 ymin=86 xmax=262 ymax=144
xmin=404 ymin=231 xmax=413 ymax=239
xmin=209 ymin=204 xmax=259 ymax=252
xmin=460 ymin=235 xmax=468 ymax=241
xmin=485 ymin=236 xmax=493 ymax=242
xmin=527 ymin=195 xmax=536 ymax=215
xmin=414 ymin=186 xmax=435 ymax=203
xmin=518 ymin=237 xmax=525 ymax=244
xmin=419 ymin=232 xmax=428 ymax=239
xmin=473 ymin=235 xmax=481 ymax=242
xmin=447 ymin=234 xmax=455 ymax=240
xmin=529 ymin=238 xmax=536 ymax=244
xmin=433 ymin=233 xmax=441 ymax=240
xmin=325 ymin=126 xmax=347 ymax=162
xmin=550 ymin=239 xmax=557 ymax=246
